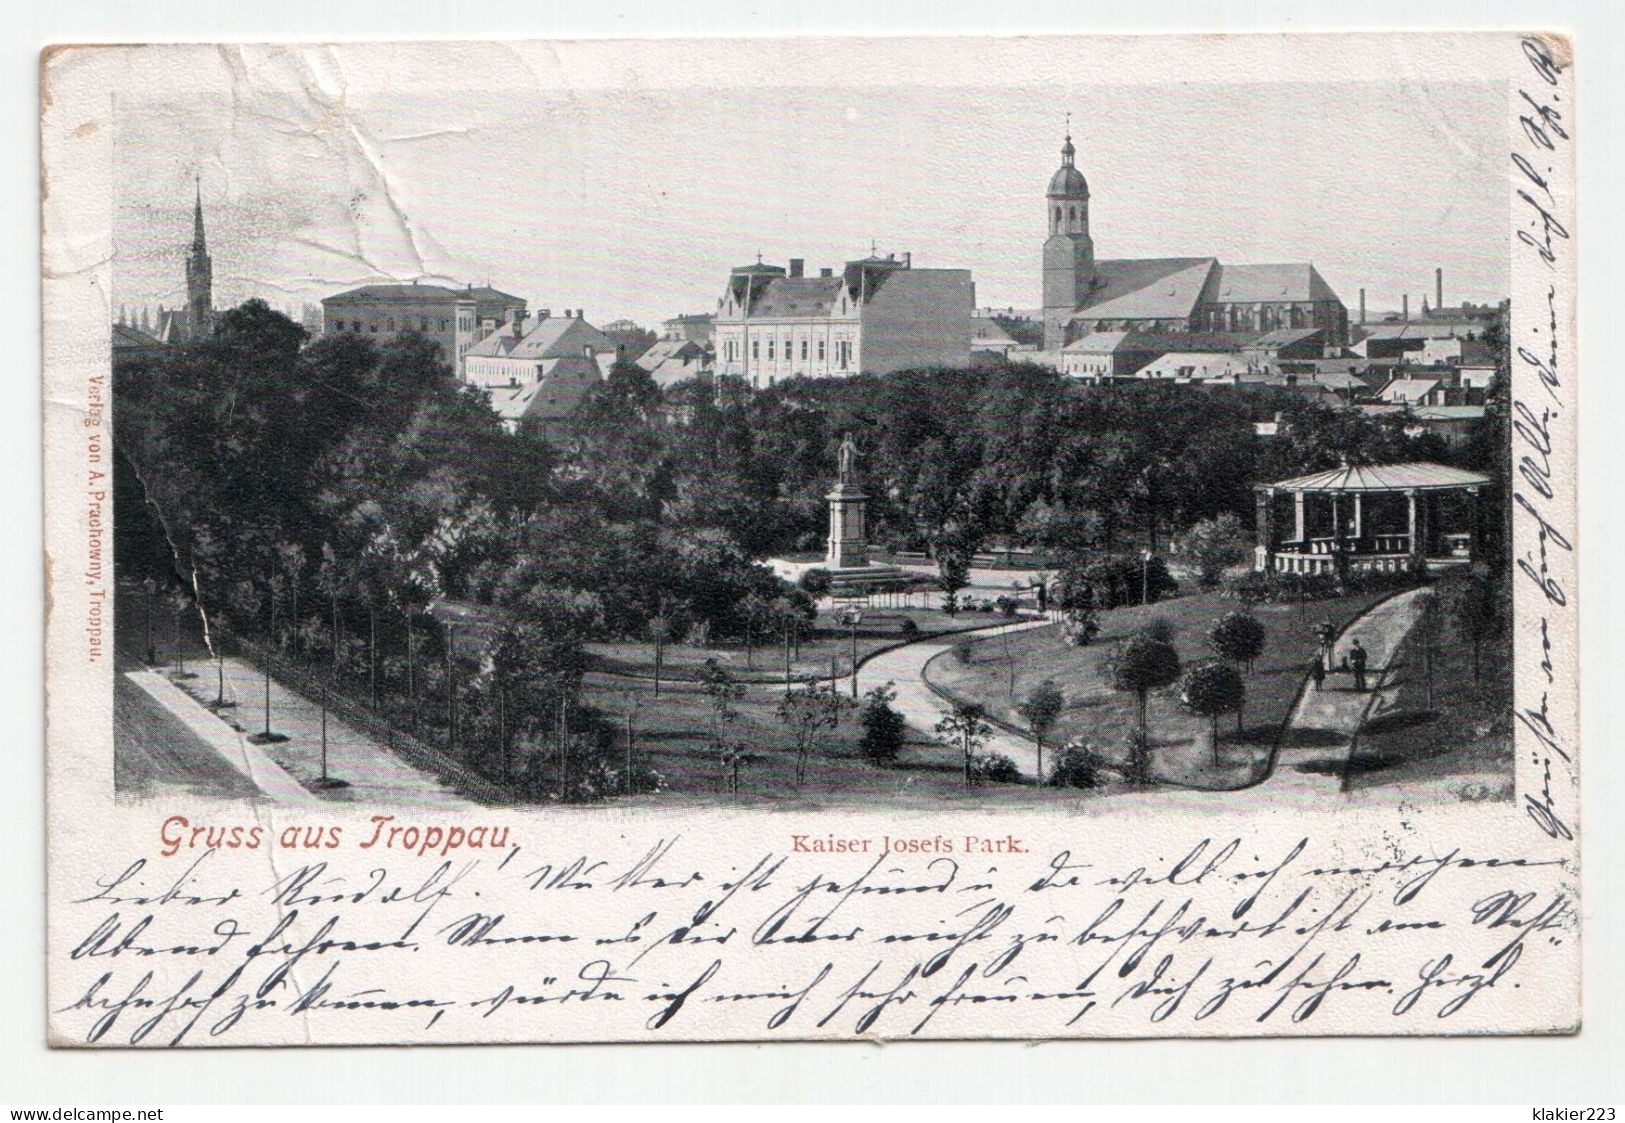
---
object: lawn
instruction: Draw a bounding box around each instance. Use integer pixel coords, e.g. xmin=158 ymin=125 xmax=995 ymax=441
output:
xmin=923 ymin=587 xmax=1391 ymax=789
xmin=577 ymin=669 xmax=1097 ymax=808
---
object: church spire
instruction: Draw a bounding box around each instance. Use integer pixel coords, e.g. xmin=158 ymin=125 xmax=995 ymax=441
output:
xmin=191 ymin=175 xmax=207 ymax=252
xmin=1061 ymin=113 xmax=1076 ymax=166
xmin=183 ymin=175 xmax=214 ymax=340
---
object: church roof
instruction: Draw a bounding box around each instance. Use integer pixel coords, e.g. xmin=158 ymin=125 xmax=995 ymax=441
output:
xmin=1048 ymin=165 xmax=1089 ymax=196
xmin=1073 ymin=258 xmax=1218 ymax=321
xmin=112 ymin=322 xmax=166 ymax=349
xmin=1210 ymin=263 xmax=1339 ymax=304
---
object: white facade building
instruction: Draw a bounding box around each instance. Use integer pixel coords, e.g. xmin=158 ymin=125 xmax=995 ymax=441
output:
xmin=711 ymin=254 xmax=974 ymax=386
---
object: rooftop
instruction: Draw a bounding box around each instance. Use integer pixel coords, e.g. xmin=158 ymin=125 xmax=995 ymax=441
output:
xmin=1265 ymin=461 xmax=1492 ymax=493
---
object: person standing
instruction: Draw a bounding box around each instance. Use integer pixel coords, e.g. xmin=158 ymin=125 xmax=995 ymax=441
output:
xmin=1308 ymin=655 xmax=1326 ymax=692
xmin=1348 ymin=637 xmax=1368 ymax=691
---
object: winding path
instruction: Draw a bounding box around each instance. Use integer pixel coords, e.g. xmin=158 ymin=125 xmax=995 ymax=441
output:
xmin=1256 ymin=586 xmax=1433 ymax=803
xmin=851 ymin=617 xmax=1054 ymax=777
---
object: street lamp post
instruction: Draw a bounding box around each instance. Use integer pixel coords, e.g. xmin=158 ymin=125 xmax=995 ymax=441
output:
xmin=839 ymin=605 xmax=863 ymax=699
xmin=143 ymin=578 xmax=157 ymax=665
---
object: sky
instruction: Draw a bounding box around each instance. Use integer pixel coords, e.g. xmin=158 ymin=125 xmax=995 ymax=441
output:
xmin=112 ymin=78 xmax=1509 ymax=329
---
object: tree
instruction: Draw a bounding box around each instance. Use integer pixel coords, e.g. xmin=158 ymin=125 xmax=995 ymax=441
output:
xmin=935 ymin=700 xmax=993 ymax=788
xmin=1180 ymin=660 xmax=1246 ymax=764
xmin=1017 ymin=680 xmax=1065 ymax=780
xmin=1447 ymin=574 xmax=1508 ymax=683
xmin=1176 ymin=513 xmax=1249 ymax=588
xmin=647 ymin=612 xmax=673 ymax=698
xmin=1103 ymin=633 xmax=1182 ymax=750
xmin=778 ymin=683 xmax=838 ymax=785
xmin=858 ymin=681 xmax=908 ymax=764
xmin=700 ymin=658 xmax=746 ymax=751
xmin=1209 ymin=610 xmax=1267 ymax=673
xmin=931 ymin=527 xmax=976 ymax=615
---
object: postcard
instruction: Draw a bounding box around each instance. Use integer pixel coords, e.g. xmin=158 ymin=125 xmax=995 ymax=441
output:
xmin=40 ymin=31 xmax=1578 ymax=1044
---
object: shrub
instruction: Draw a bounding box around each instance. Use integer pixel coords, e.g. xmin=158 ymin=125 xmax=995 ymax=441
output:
xmin=1122 ymin=729 xmax=1153 ymax=785
xmin=973 ymin=752 xmax=1022 ymax=784
xmin=797 ymin=567 xmax=833 ymax=597
xmin=1047 ymin=742 xmax=1101 ymax=789
xmin=858 ymin=682 xmax=907 ymax=764
xmin=1061 ymin=610 xmax=1100 ymax=646
xmin=952 ymin=642 xmax=975 ymax=665
xmin=897 ymin=617 xmax=920 ymax=637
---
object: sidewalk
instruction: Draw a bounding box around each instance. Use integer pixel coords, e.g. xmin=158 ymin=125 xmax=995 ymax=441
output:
xmin=1260 ymin=587 xmax=1432 ymax=801
xmin=173 ymin=657 xmax=474 ymax=808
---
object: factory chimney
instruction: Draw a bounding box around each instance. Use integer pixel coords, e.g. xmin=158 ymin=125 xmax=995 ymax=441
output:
xmin=1402 ymin=294 xmax=1409 ymax=322
xmin=1358 ymin=288 xmax=1366 ymax=325
xmin=1435 ymin=267 xmax=1443 ymax=312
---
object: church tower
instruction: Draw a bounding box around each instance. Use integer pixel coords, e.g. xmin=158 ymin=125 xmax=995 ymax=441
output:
xmin=1042 ymin=127 xmax=1094 ymax=353
xmin=184 ymin=176 xmax=213 ymax=339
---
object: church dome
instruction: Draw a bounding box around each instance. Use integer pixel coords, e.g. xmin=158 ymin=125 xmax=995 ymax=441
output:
xmin=1048 ymin=164 xmax=1089 ymax=197
xmin=1047 ymin=133 xmax=1089 ymax=197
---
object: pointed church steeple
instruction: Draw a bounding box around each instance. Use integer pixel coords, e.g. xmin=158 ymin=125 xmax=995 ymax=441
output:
xmin=184 ymin=174 xmax=214 ymax=340
xmin=191 ymin=175 xmax=207 ymax=253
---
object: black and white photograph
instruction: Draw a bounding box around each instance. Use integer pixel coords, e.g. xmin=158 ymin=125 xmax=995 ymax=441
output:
xmin=107 ymin=70 xmax=1516 ymax=813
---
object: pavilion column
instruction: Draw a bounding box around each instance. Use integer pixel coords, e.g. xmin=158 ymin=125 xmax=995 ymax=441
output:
xmin=1254 ymin=487 xmax=1275 ymax=571
xmin=1406 ymin=489 xmax=1421 ymax=567
xmin=1352 ymin=493 xmax=1364 ymax=540
xmin=1292 ymin=491 xmax=1306 ymax=544
xmin=1467 ymin=486 xmax=1482 ymax=569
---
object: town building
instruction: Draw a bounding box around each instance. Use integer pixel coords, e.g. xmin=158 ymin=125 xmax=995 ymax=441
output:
xmin=711 ymin=253 xmax=975 ymax=385
xmin=636 ymin=337 xmax=713 ymax=387
xmin=1040 ymin=131 xmax=1348 ymax=354
xmin=320 ymin=281 xmax=527 ymax=367
xmin=661 ymin=313 xmax=715 ymax=347
xmin=156 ymin=178 xmax=215 ymax=344
xmin=460 ymin=310 xmax=620 ymax=388
xmin=486 ymin=354 xmax=603 ymax=436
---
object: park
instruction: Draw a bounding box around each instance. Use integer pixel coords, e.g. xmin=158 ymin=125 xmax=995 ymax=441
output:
xmin=110 ymin=302 xmax=1515 ymax=809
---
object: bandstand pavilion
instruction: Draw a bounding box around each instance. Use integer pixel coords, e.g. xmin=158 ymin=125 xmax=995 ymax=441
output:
xmin=1254 ymin=461 xmax=1492 ymax=575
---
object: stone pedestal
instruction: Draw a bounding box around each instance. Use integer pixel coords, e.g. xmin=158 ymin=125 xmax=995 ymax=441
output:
xmin=826 ymin=482 xmax=870 ymax=569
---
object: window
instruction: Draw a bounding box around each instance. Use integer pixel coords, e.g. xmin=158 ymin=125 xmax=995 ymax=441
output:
xmin=800 ymin=339 xmax=808 ymax=361
xmin=369 ymin=323 xmax=378 ymax=333
xmin=440 ymin=319 xmax=449 ymax=331
xmin=768 ymin=339 xmax=775 ymax=360
xmin=818 ymin=339 xmax=826 ymax=362
xmin=752 ymin=339 xmax=759 ymax=360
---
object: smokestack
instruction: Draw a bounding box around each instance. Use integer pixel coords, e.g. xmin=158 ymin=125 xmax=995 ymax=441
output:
xmin=789 ymin=258 xmax=804 ymax=278
xmin=1359 ymin=288 xmax=1366 ymax=325
xmin=1436 ymin=268 xmax=1443 ymax=312
xmin=1402 ymin=294 xmax=1409 ymax=321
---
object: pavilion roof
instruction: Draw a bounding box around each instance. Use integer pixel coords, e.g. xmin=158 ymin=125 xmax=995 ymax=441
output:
xmin=1263 ymin=461 xmax=1492 ymax=493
